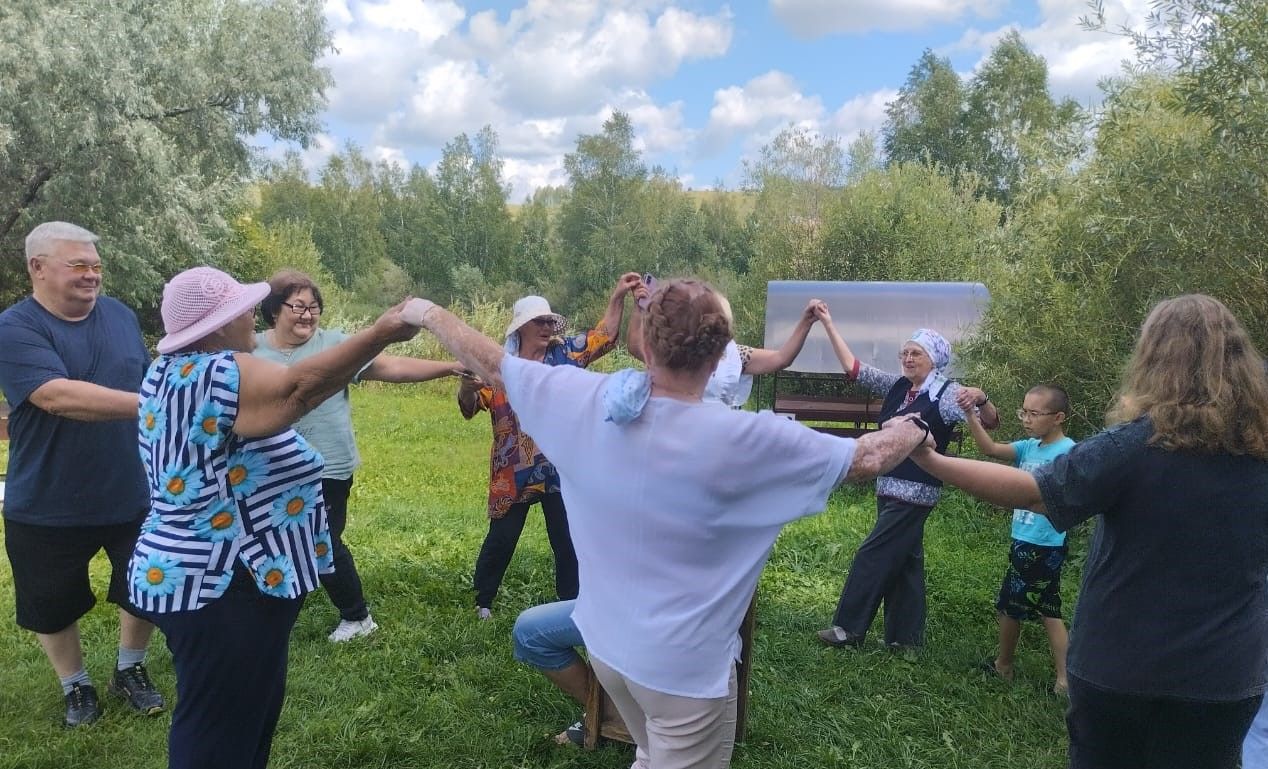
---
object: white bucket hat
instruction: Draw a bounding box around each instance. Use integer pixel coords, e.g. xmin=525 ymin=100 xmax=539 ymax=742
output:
xmin=505 ymin=295 xmax=565 ymax=339
xmin=157 ymin=266 xmax=270 ymax=354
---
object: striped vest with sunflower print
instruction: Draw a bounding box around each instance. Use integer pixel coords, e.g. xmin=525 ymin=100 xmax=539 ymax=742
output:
xmin=129 ymin=351 xmax=333 ymax=613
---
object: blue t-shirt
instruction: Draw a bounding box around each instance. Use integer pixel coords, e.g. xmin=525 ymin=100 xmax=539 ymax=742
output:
xmin=1010 ymin=436 xmax=1075 ymax=546
xmin=0 ymin=296 xmax=149 ymax=526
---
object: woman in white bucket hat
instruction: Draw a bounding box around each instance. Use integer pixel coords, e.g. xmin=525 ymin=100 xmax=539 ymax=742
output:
xmin=458 ymin=273 xmax=641 ymax=620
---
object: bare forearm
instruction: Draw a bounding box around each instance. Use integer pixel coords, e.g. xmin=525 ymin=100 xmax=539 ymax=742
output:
xmin=965 ymin=416 xmax=1014 ymax=461
xmin=422 ymin=306 xmax=506 ymax=388
xmin=28 ymin=379 xmax=138 ymax=421
xmin=627 ymin=311 xmax=646 ymax=362
xmin=910 ymin=452 xmax=1045 ymax=511
xmin=823 ymin=322 xmax=856 ymax=374
xmin=364 ymin=356 xmax=456 ymax=383
xmin=285 ymin=327 xmax=399 ymax=414
xmin=748 ymin=318 xmax=814 ymax=375
xmin=842 ymin=421 xmax=924 ymax=484
xmin=599 ymin=294 xmax=625 ymax=342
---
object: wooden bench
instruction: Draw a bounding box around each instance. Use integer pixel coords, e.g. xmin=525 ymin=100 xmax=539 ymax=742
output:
xmin=583 ymin=592 xmax=758 ymax=749
xmin=766 ymin=376 xmax=964 ymax=451
xmin=771 ymin=393 xmax=880 ymax=438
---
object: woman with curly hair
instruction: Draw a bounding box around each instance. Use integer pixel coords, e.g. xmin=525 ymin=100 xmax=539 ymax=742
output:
xmin=403 ymin=278 xmax=932 ymax=767
xmin=909 ymin=294 xmax=1268 ymax=769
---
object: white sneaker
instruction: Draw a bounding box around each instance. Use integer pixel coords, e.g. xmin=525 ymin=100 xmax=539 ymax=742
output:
xmin=477 ymin=607 xmax=492 ymax=621
xmin=328 ymin=616 xmax=379 ymax=643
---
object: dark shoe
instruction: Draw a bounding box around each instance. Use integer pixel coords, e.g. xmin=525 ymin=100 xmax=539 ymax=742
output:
xmin=64 ymin=683 xmax=102 ymax=727
xmin=554 ymin=718 xmax=585 ymax=746
xmin=816 ymin=626 xmax=865 ymax=648
xmin=109 ymin=663 xmax=165 ymax=715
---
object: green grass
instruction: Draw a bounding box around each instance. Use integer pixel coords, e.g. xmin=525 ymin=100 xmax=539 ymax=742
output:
xmin=0 ymin=384 xmax=1078 ymax=768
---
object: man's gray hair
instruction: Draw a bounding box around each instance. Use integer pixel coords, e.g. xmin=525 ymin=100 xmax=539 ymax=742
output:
xmin=25 ymin=221 xmax=99 ymax=260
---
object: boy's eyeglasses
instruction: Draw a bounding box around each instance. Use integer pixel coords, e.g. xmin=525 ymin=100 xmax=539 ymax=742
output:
xmin=1017 ymin=408 xmax=1058 ymax=420
xmin=280 ymin=301 xmax=322 ymax=316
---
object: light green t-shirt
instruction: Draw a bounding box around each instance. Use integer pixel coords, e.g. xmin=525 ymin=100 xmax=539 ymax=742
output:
xmin=253 ymin=328 xmax=367 ymax=480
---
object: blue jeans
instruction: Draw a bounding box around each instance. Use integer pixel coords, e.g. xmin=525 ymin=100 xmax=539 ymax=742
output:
xmin=1245 ymin=692 xmax=1268 ymax=769
xmin=512 ymin=599 xmax=583 ymax=671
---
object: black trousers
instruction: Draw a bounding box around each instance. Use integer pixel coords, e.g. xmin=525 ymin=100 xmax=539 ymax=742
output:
xmin=473 ymin=492 xmax=578 ymax=609
xmin=318 ymin=476 xmax=369 ymax=622
xmin=1066 ymin=675 xmax=1262 ymax=769
xmin=147 ymin=570 xmax=303 ymax=769
xmin=832 ymin=496 xmax=934 ymax=646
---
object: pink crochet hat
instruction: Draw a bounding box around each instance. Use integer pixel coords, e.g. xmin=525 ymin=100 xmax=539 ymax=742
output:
xmin=157 ymin=267 xmax=270 ymax=354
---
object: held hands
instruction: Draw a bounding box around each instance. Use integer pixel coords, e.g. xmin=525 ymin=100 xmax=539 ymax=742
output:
xmin=802 ymin=298 xmax=827 ymax=324
xmin=612 ymin=272 xmax=642 ymax=301
xmin=811 ymin=301 xmax=833 ymax=325
xmin=955 ymin=386 xmax=988 ymax=412
xmin=374 ymin=299 xmax=426 ymax=344
xmin=882 ymin=414 xmax=936 ymax=453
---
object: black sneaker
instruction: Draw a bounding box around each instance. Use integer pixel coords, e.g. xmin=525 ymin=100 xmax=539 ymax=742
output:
xmin=64 ymin=683 xmax=102 ymax=727
xmin=109 ymin=663 xmax=165 ymax=715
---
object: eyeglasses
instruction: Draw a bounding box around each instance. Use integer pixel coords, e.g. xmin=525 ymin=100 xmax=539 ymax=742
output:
xmin=280 ymin=301 xmax=322 ymax=317
xmin=40 ymin=256 xmax=103 ymax=275
xmin=1016 ymin=408 xmax=1059 ymax=420
xmin=897 ymin=350 xmax=927 ymax=360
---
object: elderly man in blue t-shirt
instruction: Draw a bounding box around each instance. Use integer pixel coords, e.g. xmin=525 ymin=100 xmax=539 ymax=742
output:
xmin=0 ymin=222 xmax=165 ymax=726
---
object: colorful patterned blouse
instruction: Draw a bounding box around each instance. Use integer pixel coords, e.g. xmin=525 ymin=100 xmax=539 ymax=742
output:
xmin=461 ymin=327 xmax=614 ymax=519
xmin=129 ymin=351 xmax=332 ymax=613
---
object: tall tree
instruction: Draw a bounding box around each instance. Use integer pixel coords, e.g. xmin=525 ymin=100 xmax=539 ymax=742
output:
xmin=883 ymin=50 xmax=966 ymax=170
xmin=434 ymin=127 xmax=515 ymax=288
xmin=558 ymin=111 xmax=649 ymax=313
xmin=960 ymin=31 xmax=1084 ymax=206
xmin=0 ymin=0 xmax=331 ymax=311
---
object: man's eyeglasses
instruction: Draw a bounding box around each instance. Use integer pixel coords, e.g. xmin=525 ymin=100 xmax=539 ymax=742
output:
xmin=43 ymin=258 xmax=103 ymax=275
xmin=280 ymin=301 xmax=322 ymax=317
xmin=1016 ymin=408 xmax=1058 ymax=420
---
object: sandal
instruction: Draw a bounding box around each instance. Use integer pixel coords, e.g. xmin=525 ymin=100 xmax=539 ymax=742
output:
xmin=555 ymin=718 xmax=585 ymax=746
xmin=978 ymin=658 xmax=1014 ymax=682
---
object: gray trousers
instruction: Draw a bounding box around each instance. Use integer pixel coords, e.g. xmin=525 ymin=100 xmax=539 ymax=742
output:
xmin=832 ymin=496 xmax=935 ymax=646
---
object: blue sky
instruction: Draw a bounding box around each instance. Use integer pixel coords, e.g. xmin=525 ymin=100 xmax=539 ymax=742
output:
xmin=289 ymin=0 xmax=1148 ymax=199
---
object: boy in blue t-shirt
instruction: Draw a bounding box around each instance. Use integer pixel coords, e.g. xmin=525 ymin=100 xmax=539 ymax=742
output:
xmin=963 ymin=384 xmax=1075 ymax=694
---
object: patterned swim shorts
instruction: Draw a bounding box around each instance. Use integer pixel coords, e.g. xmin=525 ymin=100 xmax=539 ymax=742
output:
xmin=995 ymin=539 xmax=1067 ymax=621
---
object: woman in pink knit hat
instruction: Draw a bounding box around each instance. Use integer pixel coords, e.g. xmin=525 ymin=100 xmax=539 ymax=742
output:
xmin=130 ymin=266 xmax=419 ymax=769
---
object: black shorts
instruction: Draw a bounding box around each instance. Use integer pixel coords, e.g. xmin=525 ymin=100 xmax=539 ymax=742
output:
xmin=4 ymin=517 xmax=147 ymax=634
xmin=995 ymin=539 xmax=1067 ymax=621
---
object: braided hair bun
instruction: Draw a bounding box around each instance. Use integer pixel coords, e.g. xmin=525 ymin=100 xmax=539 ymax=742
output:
xmin=644 ymin=279 xmax=733 ymax=371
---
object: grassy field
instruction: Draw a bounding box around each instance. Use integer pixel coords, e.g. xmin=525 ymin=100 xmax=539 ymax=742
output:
xmin=0 ymin=383 xmax=1078 ymax=769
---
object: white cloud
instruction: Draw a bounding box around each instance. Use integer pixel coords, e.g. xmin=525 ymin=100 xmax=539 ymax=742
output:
xmin=502 ymin=156 xmax=570 ymax=201
xmin=702 ymin=71 xmax=825 ymax=150
xmin=358 ymin=0 xmax=465 ymax=42
xmin=827 ymin=88 xmax=899 ymax=141
xmin=943 ymin=0 xmax=1151 ymax=105
xmin=770 ymin=0 xmax=1004 ymax=38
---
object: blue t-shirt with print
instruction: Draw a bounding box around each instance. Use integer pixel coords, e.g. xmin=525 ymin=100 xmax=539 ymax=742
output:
xmin=1010 ymin=436 xmax=1075 ymax=546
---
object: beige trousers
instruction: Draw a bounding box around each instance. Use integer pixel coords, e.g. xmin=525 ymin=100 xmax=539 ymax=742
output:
xmin=591 ymin=656 xmax=738 ymax=769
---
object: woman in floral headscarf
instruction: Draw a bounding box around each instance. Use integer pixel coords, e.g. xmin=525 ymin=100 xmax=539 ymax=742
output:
xmin=811 ymin=304 xmax=999 ymax=651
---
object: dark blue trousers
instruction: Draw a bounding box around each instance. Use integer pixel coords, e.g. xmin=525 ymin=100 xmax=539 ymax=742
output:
xmin=147 ymin=570 xmax=303 ymax=769
xmin=1067 ymin=675 xmax=1262 ymax=769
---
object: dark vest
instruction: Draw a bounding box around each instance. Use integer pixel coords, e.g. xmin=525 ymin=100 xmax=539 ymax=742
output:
xmin=879 ymin=378 xmax=954 ymax=487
